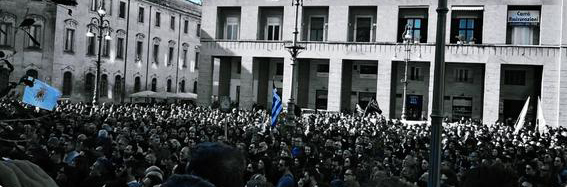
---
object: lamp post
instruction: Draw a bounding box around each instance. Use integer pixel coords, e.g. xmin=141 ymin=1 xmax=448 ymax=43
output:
xmin=284 ymin=0 xmax=305 ymax=127
xmin=401 ymin=23 xmax=414 ymax=121
xmin=87 ymin=5 xmax=112 ymax=105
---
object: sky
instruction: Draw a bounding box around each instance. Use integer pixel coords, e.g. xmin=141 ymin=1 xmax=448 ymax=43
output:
xmin=188 ymin=0 xmax=202 ymax=4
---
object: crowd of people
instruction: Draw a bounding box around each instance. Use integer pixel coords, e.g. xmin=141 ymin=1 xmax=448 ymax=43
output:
xmin=1 ymin=98 xmax=567 ymax=187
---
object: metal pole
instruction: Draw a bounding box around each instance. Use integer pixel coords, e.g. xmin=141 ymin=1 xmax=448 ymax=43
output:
xmin=401 ymin=41 xmax=410 ymax=120
xmin=93 ymin=14 xmax=104 ymax=105
xmin=428 ymin=0 xmax=448 ymax=186
xmin=121 ymin=0 xmax=131 ymax=103
xmin=287 ymin=0 xmax=302 ymax=127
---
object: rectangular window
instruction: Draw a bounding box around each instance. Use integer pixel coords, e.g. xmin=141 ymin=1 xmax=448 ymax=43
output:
xmin=168 ymin=47 xmax=174 ymax=66
xmin=116 ymin=37 xmax=124 ymax=59
xmin=87 ymin=34 xmax=96 ymax=55
xmin=276 ymin=62 xmax=283 ymax=76
xmin=225 ymin=17 xmax=239 ymax=40
xmin=450 ymin=8 xmax=483 ymax=44
xmin=0 ymin=23 xmax=11 ymax=47
xmin=506 ymin=8 xmax=540 ymax=45
xmin=182 ymin=49 xmax=187 ymax=67
xmin=236 ymin=61 xmax=241 ymax=74
xmin=102 ymin=39 xmax=110 ymax=57
xmin=504 ymin=70 xmax=526 ymax=85
xmin=410 ymin=66 xmax=423 ymax=81
xmin=309 ymin=16 xmax=325 ymax=41
xmin=195 ymin=52 xmax=199 ymax=69
xmin=197 ymin=23 xmax=201 ymax=37
xmin=119 ymin=1 xmax=126 ymax=18
xmin=108 ymin=0 xmax=113 ymax=15
xmin=91 ymin=0 xmax=98 ymax=11
xmin=170 ymin=16 xmax=175 ymax=30
xmin=64 ymin=29 xmax=74 ymax=51
xmin=184 ymin=20 xmax=188 ymax=33
xmin=455 ymin=68 xmax=472 ymax=83
xmin=458 ymin=19 xmax=475 ymax=43
xmin=138 ymin=7 xmax=145 ymax=23
xmin=155 ymin=12 xmax=161 ymax=27
xmin=136 ymin=41 xmax=143 ymax=60
xmin=406 ymin=19 xmax=422 ymax=42
xmin=153 ymin=44 xmax=159 ymax=64
xmin=360 ymin=65 xmax=377 ymax=74
xmin=354 ymin=16 xmax=372 ymax=42
xmin=266 ymin=17 xmax=281 ymax=40
xmin=398 ymin=8 xmax=428 ymax=43
xmin=28 ymin=25 xmax=41 ymax=48
xmin=317 ymin=64 xmax=329 ymax=73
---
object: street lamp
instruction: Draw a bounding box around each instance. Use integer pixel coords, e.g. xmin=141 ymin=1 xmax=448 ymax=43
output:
xmin=400 ymin=23 xmax=414 ymax=121
xmin=87 ymin=5 xmax=112 ymax=105
xmin=284 ymin=0 xmax=305 ymax=127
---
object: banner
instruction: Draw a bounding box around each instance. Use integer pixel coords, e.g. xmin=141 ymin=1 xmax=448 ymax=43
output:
xmin=22 ymin=78 xmax=61 ymax=111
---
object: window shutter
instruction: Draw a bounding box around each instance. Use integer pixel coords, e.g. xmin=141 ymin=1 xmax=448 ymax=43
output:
xmin=474 ymin=18 xmax=483 ymax=44
xmin=397 ymin=18 xmax=406 ymax=43
xmin=420 ymin=18 xmax=428 ymax=43
xmin=450 ymin=18 xmax=459 ymax=43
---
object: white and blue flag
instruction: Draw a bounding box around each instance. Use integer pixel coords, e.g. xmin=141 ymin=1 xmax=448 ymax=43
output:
xmin=271 ymin=86 xmax=283 ymax=127
xmin=22 ymin=78 xmax=61 ymax=111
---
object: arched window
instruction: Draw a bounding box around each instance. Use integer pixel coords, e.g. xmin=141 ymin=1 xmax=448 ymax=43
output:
xmin=62 ymin=72 xmax=73 ymax=96
xmin=166 ymin=79 xmax=172 ymax=92
xmin=151 ymin=78 xmax=157 ymax=92
xmin=26 ymin=69 xmax=38 ymax=79
xmin=180 ymin=80 xmax=185 ymax=93
xmin=85 ymin=73 xmax=95 ymax=93
xmin=114 ymin=75 xmax=122 ymax=100
xmin=100 ymin=74 xmax=108 ymax=98
xmin=193 ymin=81 xmax=197 ymax=93
xmin=134 ymin=76 xmax=141 ymax=92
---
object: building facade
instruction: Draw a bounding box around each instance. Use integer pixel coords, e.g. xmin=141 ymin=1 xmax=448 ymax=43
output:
xmin=198 ymin=0 xmax=567 ymax=127
xmin=0 ymin=0 xmax=201 ymax=103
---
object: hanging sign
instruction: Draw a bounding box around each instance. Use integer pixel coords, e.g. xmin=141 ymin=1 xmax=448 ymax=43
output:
xmin=507 ymin=10 xmax=540 ymax=23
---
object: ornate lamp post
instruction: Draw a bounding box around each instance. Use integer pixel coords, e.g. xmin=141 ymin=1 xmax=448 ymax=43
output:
xmin=401 ymin=23 xmax=414 ymax=121
xmin=284 ymin=0 xmax=305 ymax=127
xmin=87 ymin=5 xmax=112 ymax=105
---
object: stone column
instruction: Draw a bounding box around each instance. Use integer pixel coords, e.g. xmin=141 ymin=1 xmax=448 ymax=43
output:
xmin=328 ymin=6 xmax=349 ymax=42
xmin=240 ymin=6 xmax=259 ymax=40
xmin=376 ymin=57 xmax=392 ymax=118
xmin=327 ymin=58 xmax=343 ymax=111
xmin=197 ymin=55 xmax=213 ymax=106
xmin=239 ymin=56 xmax=255 ymax=109
xmin=483 ymin=61 xmax=501 ymax=124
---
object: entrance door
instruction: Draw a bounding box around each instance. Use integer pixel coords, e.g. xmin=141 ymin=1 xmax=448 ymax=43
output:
xmin=452 ymin=97 xmax=472 ymax=121
xmin=503 ymin=99 xmax=524 ymax=126
xmin=406 ymin=95 xmax=423 ymax=120
xmin=316 ymin=90 xmax=328 ymax=110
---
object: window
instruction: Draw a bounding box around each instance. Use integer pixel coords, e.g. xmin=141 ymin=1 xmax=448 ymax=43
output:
xmin=236 ymin=86 xmax=240 ymax=103
xmin=138 ymin=7 xmax=145 ymax=23
xmin=317 ymin=64 xmax=329 ymax=73
xmin=455 ymin=69 xmax=472 ymax=83
xmin=170 ymin=16 xmax=175 ymax=30
xmin=224 ymin=17 xmax=239 ymax=40
xmin=100 ymin=74 xmax=108 ymax=98
xmin=184 ymin=20 xmax=188 ymax=33
xmin=506 ymin=7 xmax=540 ymax=45
xmin=26 ymin=69 xmax=38 ymax=79
xmin=85 ymin=73 xmax=95 ymax=93
xmin=354 ymin=16 xmax=372 ymax=42
xmin=27 ymin=25 xmax=41 ymax=48
xmin=109 ymin=0 xmax=113 ymax=15
xmin=114 ymin=75 xmax=122 ymax=99
xmin=504 ymin=70 xmax=526 ymax=85
xmin=116 ymin=37 xmax=124 ymax=59
xmin=62 ymin=72 xmax=73 ymax=96
xmin=276 ymin=62 xmax=283 ymax=76
xmin=136 ymin=41 xmax=143 ymax=60
xmin=410 ymin=66 xmax=423 ymax=81
xmin=119 ymin=1 xmax=126 ymax=18
xmin=87 ymin=34 xmax=96 ymax=55
xmin=182 ymin=49 xmax=188 ymax=67
xmin=64 ymin=29 xmax=74 ymax=52
xmin=450 ymin=8 xmax=483 ymax=44
xmin=316 ymin=90 xmax=328 ymax=110
xmin=155 ymin=12 xmax=161 ymax=27
xmin=266 ymin=17 xmax=281 ymax=40
xmin=91 ymin=0 xmax=98 ymax=11
xmin=134 ymin=76 xmax=141 ymax=92
xmin=196 ymin=23 xmax=201 ymax=37
xmin=167 ymin=47 xmax=174 ymax=66
xmin=193 ymin=81 xmax=197 ymax=93
xmin=153 ymin=44 xmax=159 ymax=64
xmin=309 ymin=16 xmax=325 ymax=41
xmin=180 ymin=80 xmax=185 ymax=93
xmin=167 ymin=79 xmax=172 ymax=92
xmin=102 ymin=39 xmax=110 ymax=57
xmin=398 ymin=8 xmax=428 ymax=43
xmin=151 ymin=78 xmax=157 ymax=91
xmin=0 ymin=22 xmax=12 ymax=47
xmin=360 ymin=65 xmax=377 ymax=74
xmin=195 ymin=52 xmax=199 ymax=69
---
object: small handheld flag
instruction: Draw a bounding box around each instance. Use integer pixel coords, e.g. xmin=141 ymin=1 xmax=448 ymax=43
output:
xmin=271 ymin=85 xmax=283 ymax=127
xmin=22 ymin=78 xmax=61 ymax=111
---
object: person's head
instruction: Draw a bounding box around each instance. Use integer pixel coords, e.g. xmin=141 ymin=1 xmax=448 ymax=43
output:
xmin=278 ymin=158 xmax=289 ymax=172
xmin=539 ymin=164 xmax=551 ymax=177
xmin=187 ymin=142 xmax=245 ymax=187
xmin=554 ymin=157 xmax=563 ymax=168
xmin=421 ymin=159 xmax=429 ymax=170
xmin=525 ymin=163 xmax=536 ymax=176
xmin=344 ymin=169 xmax=356 ymax=181
xmin=257 ymin=160 xmax=265 ymax=170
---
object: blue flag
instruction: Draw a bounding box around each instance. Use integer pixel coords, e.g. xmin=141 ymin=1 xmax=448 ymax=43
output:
xmin=22 ymin=78 xmax=61 ymax=111
xmin=271 ymin=86 xmax=283 ymax=127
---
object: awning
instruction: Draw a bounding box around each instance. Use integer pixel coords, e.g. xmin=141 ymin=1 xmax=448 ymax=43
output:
xmin=452 ymin=6 xmax=484 ymax=11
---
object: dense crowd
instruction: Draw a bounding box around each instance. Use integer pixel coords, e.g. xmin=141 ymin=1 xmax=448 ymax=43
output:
xmin=1 ymin=98 xmax=567 ymax=187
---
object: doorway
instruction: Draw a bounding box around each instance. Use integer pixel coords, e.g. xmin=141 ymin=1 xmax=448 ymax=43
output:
xmin=406 ymin=94 xmax=423 ymax=120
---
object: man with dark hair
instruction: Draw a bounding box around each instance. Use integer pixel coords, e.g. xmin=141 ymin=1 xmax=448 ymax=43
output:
xmin=186 ymin=142 xmax=245 ymax=187
xmin=276 ymin=158 xmax=294 ymax=187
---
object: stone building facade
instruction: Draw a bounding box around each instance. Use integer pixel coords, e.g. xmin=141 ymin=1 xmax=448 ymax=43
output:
xmin=197 ymin=0 xmax=567 ymax=127
xmin=0 ymin=0 xmax=201 ymax=103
